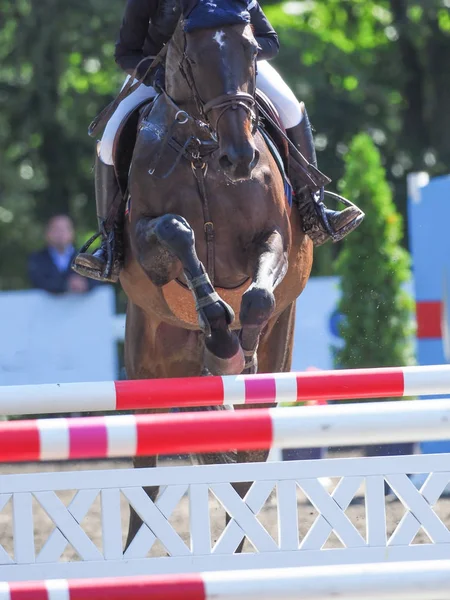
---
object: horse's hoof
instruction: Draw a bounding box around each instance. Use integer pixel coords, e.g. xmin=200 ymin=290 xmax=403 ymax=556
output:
xmin=204 ymin=344 xmax=245 ymax=376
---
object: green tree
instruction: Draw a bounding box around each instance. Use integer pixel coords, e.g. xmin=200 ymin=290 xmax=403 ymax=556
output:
xmin=0 ymin=0 xmax=124 ymax=289
xmin=334 ymin=133 xmax=415 ymax=369
xmin=1 ymin=0 xmax=449 ymax=289
xmin=265 ymin=0 xmax=450 ymax=274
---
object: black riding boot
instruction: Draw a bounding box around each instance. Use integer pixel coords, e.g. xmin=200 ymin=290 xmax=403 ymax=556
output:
xmin=287 ymin=103 xmax=364 ymax=246
xmin=72 ymin=155 xmax=124 ymax=283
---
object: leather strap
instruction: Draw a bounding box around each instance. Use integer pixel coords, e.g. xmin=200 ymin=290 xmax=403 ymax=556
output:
xmin=257 ymin=103 xmax=331 ymax=192
xmin=192 ymin=163 xmax=215 ymax=286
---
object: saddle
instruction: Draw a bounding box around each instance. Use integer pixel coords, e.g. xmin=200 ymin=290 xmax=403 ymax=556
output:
xmin=112 ymin=98 xmax=154 ymax=197
xmin=255 ymin=89 xmax=289 ymax=170
xmin=111 ymin=89 xmax=290 ymax=198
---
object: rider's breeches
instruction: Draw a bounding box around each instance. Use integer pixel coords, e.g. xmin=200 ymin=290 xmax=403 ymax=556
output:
xmin=99 ymin=76 xmax=157 ymax=165
xmin=99 ymin=61 xmax=303 ymax=165
xmin=256 ymin=60 xmax=304 ymax=130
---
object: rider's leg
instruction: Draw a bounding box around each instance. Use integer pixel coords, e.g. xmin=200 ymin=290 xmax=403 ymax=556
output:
xmin=256 ymin=61 xmax=364 ymax=246
xmin=72 ymin=77 xmax=157 ymax=282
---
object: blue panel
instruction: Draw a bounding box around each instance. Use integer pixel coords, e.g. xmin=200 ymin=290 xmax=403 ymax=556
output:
xmin=421 ymin=440 xmax=450 ymax=454
xmin=409 ymin=174 xmax=450 ymax=453
xmin=417 ymin=339 xmax=446 ymax=366
xmin=408 ymin=175 xmax=450 ymax=300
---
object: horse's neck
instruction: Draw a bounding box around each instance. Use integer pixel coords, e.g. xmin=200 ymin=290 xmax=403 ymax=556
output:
xmin=165 ymin=30 xmax=199 ymax=117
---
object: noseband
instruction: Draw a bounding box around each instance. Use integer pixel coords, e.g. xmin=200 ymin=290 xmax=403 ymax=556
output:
xmin=178 ymin=33 xmax=259 ymax=133
xmin=203 ymin=92 xmax=257 ymax=131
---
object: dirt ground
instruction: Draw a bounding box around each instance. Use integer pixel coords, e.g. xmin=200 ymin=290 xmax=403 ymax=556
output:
xmin=1 ymin=453 xmax=449 ymax=562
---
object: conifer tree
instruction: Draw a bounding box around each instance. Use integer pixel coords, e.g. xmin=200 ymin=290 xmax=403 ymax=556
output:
xmin=334 ymin=133 xmax=415 ymax=369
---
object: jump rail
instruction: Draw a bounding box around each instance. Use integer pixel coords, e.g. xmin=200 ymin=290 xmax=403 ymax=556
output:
xmin=1 ymin=364 xmax=449 ymax=416
xmin=4 ymin=561 xmax=450 ymax=600
xmin=1 ymin=399 xmax=450 ymax=463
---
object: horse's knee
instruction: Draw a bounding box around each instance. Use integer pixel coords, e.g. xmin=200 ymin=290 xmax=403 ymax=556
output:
xmin=154 ymin=214 xmax=195 ymax=254
xmin=240 ymin=286 xmax=275 ymax=327
xmin=134 ymin=216 xmax=182 ymax=285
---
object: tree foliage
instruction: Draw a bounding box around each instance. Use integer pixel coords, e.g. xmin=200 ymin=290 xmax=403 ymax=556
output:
xmin=0 ymin=0 xmax=449 ymax=288
xmin=334 ymin=133 xmax=415 ymax=369
xmin=265 ymin=0 xmax=450 ymax=274
xmin=0 ymin=0 xmax=124 ymax=289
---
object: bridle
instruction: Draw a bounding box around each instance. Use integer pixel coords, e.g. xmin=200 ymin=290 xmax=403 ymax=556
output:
xmin=144 ymin=28 xmax=260 ymax=287
xmin=177 ymin=30 xmax=259 ymax=135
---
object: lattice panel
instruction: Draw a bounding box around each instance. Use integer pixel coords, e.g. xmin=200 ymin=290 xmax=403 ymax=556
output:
xmin=1 ymin=454 xmax=450 ymax=581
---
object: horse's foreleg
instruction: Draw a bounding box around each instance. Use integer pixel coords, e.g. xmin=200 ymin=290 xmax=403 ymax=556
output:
xmin=135 ymin=214 xmax=244 ymax=375
xmin=240 ymin=230 xmax=288 ymax=373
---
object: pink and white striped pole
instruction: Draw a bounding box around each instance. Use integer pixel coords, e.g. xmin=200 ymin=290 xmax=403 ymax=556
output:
xmin=1 ymin=398 xmax=450 ymax=463
xmin=3 ymin=561 xmax=450 ymax=600
xmin=1 ymin=364 xmax=450 ymax=416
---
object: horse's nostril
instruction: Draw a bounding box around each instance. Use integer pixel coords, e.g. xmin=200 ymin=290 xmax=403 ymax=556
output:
xmin=219 ymin=155 xmax=233 ymax=171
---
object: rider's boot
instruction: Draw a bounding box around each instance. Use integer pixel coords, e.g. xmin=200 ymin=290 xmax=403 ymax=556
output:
xmin=287 ymin=102 xmax=364 ymax=246
xmin=72 ymin=154 xmax=125 ymax=282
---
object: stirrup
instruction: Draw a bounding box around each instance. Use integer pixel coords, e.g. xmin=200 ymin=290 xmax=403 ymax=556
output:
xmin=72 ymin=222 xmax=116 ymax=281
xmin=298 ymin=188 xmax=364 ymax=246
xmin=321 ymin=191 xmax=365 ymax=243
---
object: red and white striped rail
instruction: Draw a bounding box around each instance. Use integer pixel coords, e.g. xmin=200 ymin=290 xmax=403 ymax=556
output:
xmin=3 ymin=561 xmax=450 ymax=600
xmin=1 ymin=364 xmax=449 ymax=416
xmin=1 ymin=398 xmax=450 ymax=463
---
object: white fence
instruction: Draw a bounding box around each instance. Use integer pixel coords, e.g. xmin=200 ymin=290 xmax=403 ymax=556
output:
xmin=1 ymin=452 xmax=449 ymax=581
xmin=0 ymin=287 xmax=119 ymax=385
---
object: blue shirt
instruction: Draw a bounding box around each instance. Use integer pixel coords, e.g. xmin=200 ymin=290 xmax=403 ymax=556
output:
xmin=48 ymin=245 xmax=75 ymax=273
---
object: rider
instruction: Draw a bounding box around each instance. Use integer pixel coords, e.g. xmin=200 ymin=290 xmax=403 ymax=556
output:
xmin=73 ymin=0 xmax=363 ymax=283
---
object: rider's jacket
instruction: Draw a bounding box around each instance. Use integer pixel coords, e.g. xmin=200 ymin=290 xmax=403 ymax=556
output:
xmin=115 ymin=0 xmax=279 ymax=75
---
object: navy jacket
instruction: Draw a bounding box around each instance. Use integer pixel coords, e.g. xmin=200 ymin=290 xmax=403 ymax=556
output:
xmin=115 ymin=0 xmax=279 ymax=74
xmin=28 ymin=248 xmax=99 ymax=295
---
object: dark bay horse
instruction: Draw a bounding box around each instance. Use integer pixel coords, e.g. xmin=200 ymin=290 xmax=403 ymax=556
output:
xmin=120 ymin=17 xmax=313 ymax=548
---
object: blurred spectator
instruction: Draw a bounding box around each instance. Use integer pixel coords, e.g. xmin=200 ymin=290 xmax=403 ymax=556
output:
xmin=28 ymin=215 xmax=99 ymax=294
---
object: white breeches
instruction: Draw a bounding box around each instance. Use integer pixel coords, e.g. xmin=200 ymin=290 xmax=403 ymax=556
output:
xmin=99 ymin=61 xmax=302 ymax=165
xmin=99 ymin=76 xmax=157 ymax=165
xmin=256 ymin=60 xmax=304 ymax=130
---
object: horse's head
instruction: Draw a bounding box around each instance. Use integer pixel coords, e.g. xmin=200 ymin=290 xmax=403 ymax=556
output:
xmin=179 ymin=21 xmax=260 ymax=181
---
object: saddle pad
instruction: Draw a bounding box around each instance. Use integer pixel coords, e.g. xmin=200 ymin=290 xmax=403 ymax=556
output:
xmin=259 ymin=127 xmax=293 ymax=208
